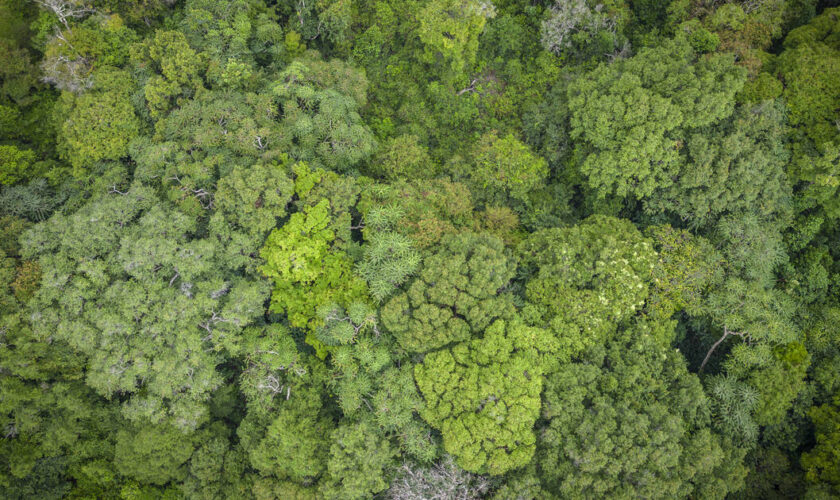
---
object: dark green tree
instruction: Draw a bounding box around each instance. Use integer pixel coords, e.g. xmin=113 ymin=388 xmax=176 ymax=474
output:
xmin=381 ymin=231 xmax=516 ymax=353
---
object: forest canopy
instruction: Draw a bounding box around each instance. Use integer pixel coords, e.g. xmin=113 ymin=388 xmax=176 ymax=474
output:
xmin=2 ymin=0 xmax=840 ymax=499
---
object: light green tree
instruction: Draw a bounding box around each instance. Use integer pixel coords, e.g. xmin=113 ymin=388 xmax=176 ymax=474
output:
xmin=519 ymin=215 xmax=658 ymax=361
xmin=260 ymin=199 xmax=368 ymax=333
xmin=415 ymin=318 xmax=545 ymax=475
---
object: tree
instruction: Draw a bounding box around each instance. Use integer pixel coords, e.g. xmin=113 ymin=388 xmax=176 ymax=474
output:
xmin=319 ymin=419 xmax=396 ymax=500
xmin=130 ymin=29 xmax=203 ymax=120
xmin=358 ymin=179 xmax=479 ymax=250
xmin=367 ymin=134 xmax=438 ymax=181
xmin=131 ymin=87 xmax=287 ymax=215
xmin=259 ymin=198 xmax=368 ymax=332
xmin=237 ymin=324 xmax=335 ymax=491
xmin=458 ymin=130 xmax=548 ymax=211
xmin=790 ymin=142 xmax=840 ymax=220
xmin=646 ymin=224 xmax=723 ymax=318
xmin=272 ymin=52 xmax=376 ymax=172
xmin=23 ymin=184 xmax=268 ymax=429
xmin=114 ymin=423 xmax=195 ymax=486
xmin=34 ymin=0 xmax=93 ymax=30
xmin=0 ymin=179 xmax=64 ymax=221
xmin=57 ymin=66 xmax=140 ymax=176
xmin=414 ymin=319 xmax=545 ymax=475
xmin=801 ymin=397 xmax=840 ymax=497
xmin=706 ymin=374 xmax=760 ymax=446
xmin=644 ymin=100 xmax=792 ymax=227
xmin=417 ymin=0 xmax=495 ymax=78
xmin=518 ymin=215 xmax=658 ymax=361
xmin=741 ymin=447 xmax=805 ymax=500
xmin=179 ymin=0 xmax=284 ymax=74
xmin=567 ymin=37 xmax=745 ymax=201
xmin=356 ymin=205 xmax=421 ymax=302
xmin=208 ymin=161 xmax=295 ymax=272
xmin=315 ymin=299 xmax=437 ymax=460
xmin=380 ymin=231 xmax=516 ymax=353
xmin=275 ymin=0 xmax=352 ymax=50
xmin=247 ymin=383 xmax=331 ymax=484
xmin=0 ymin=214 xmax=119 ymax=497
xmin=40 ymin=14 xmax=138 ymax=94
xmin=0 ymin=145 xmax=38 ymax=185
xmin=776 ymin=8 xmax=840 ymax=150
xmin=775 ymin=8 xmax=840 ymax=227
xmin=537 ymin=319 xmax=747 ymax=499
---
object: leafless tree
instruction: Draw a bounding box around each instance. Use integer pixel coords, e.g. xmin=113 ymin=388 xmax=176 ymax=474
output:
xmin=741 ymin=0 xmax=767 ymax=14
xmin=33 ymin=0 xmax=94 ymax=31
xmin=541 ymin=0 xmax=616 ymax=55
xmin=40 ymin=30 xmax=93 ymax=93
xmin=387 ymin=456 xmax=490 ymax=500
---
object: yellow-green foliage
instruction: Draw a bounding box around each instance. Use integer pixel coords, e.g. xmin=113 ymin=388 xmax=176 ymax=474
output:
xmin=415 ymin=319 xmax=544 ymax=475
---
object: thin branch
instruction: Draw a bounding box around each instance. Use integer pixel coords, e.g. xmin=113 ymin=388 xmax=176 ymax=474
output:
xmin=699 ymin=326 xmax=747 ymax=372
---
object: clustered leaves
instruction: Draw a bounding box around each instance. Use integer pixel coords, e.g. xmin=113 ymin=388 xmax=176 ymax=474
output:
xmin=3 ymin=0 xmax=840 ymax=498
xmin=381 ymin=232 xmax=516 ymax=353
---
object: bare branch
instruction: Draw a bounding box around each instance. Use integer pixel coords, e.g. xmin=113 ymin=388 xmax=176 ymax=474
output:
xmin=699 ymin=326 xmax=748 ymax=372
xmin=34 ymin=0 xmax=94 ymax=31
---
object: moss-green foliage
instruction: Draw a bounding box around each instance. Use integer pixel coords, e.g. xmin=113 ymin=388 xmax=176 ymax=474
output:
xmin=5 ymin=0 xmax=840 ymax=496
xmin=415 ymin=319 xmax=545 ymax=475
xmin=367 ymin=134 xmax=438 ymax=181
xmin=417 ymin=0 xmax=494 ymax=77
xmin=519 ymin=215 xmax=658 ymax=360
xmin=647 ymin=224 xmax=723 ymax=317
xmin=381 ymin=232 xmax=516 ymax=353
xmin=538 ymin=319 xmax=747 ymax=499
xmin=773 ymin=9 xmax=840 ymax=227
xmin=460 ymin=130 xmax=548 ymax=209
xmin=0 ymin=145 xmax=38 ymax=185
xmin=248 ymin=382 xmax=331 ymax=483
xmin=355 ymin=205 xmax=421 ymax=302
xmin=801 ymin=397 xmax=840 ymax=496
xmin=131 ymin=29 xmax=204 ymax=120
xmin=57 ymin=67 xmax=140 ymax=176
xmin=114 ymin=423 xmax=195 ymax=485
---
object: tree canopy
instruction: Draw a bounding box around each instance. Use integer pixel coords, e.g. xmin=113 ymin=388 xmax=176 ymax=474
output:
xmin=1 ymin=0 xmax=838 ymax=497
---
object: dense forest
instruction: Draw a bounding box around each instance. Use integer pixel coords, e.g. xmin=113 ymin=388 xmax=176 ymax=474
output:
xmin=1 ymin=0 xmax=840 ymax=498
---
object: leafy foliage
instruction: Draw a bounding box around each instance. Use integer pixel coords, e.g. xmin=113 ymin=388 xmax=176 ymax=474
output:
xmin=3 ymin=0 xmax=840 ymax=496
xmin=381 ymin=232 xmax=516 ymax=353
xmin=538 ymin=319 xmax=747 ymax=499
xmin=260 ymin=199 xmax=368 ymax=332
xmin=23 ymin=185 xmax=268 ymax=429
xmin=519 ymin=215 xmax=658 ymax=360
xmin=272 ymin=53 xmax=376 ymax=172
xmin=415 ymin=319 xmax=545 ymax=475
xmin=567 ymin=37 xmax=745 ymax=201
